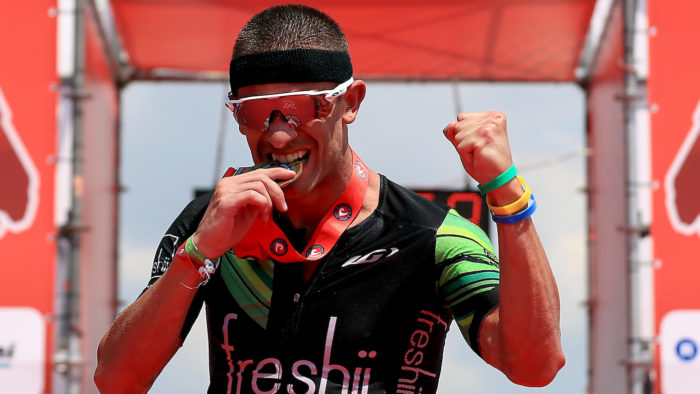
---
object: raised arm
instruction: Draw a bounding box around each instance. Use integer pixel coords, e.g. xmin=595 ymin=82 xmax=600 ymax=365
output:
xmin=443 ymin=111 xmax=565 ymax=386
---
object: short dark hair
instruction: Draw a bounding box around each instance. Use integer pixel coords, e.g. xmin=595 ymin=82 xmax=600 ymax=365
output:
xmin=233 ymin=4 xmax=349 ymax=58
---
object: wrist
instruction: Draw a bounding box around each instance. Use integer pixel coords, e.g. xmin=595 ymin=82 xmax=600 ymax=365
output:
xmin=177 ymin=237 xmax=220 ymax=288
xmin=487 ymin=176 xmax=537 ymax=224
xmin=477 ymin=164 xmax=517 ymax=195
xmin=186 ymin=235 xmax=211 ymax=266
xmin=491 ymin=195 xmax=537 ymax=225
xmin=190 ymin=233 xmax=220 ymax=264
xmin=486 ymin=177 xmax=525 ymax=206
xmin=172 ymin=248 xmax=206 ymax=278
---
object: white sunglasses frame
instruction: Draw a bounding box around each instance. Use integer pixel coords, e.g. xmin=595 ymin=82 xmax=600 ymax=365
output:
xmin=225 ymin=77 xmax=354 ymax=112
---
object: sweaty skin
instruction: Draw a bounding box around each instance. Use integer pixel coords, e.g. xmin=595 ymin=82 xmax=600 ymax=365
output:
xmin=444 ymin=111 xmax=565 ymax=386
xmin=94 ymin=83 xmax=564 ymax=391
xmin=94 ymin=81 xmax=366 ymax=393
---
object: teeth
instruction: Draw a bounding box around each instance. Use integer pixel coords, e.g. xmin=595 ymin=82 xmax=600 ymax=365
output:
xmin=271 ymin=150 xmax=307 ymax=163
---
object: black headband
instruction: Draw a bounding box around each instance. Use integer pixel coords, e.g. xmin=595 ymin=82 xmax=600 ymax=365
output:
xmin=229 ymin=49 xmax=353 ymax=95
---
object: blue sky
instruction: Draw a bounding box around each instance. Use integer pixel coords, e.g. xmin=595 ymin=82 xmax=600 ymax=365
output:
xmin=117 ymin=80 xmax=586 ymax=393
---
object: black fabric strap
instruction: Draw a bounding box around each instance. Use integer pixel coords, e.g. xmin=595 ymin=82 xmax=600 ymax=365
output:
xmin=229 ymin=49 xmax=353 ymax=95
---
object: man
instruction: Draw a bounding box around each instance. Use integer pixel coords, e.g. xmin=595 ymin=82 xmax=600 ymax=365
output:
xmin=95 ymin=4 xmax=564 ymax=393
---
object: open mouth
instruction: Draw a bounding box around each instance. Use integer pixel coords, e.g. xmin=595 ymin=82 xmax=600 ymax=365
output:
xmin=269 ymin=150 xmax=309 ymax=165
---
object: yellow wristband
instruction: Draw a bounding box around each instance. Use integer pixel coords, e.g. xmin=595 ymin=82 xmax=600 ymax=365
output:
xmin=486 ymin=176 xmax=531 ymax=216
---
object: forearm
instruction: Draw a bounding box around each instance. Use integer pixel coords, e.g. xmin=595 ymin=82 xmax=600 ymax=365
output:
xmin=488 ymin=178 xmax=564 ymax=385
xmin=94 ymin=255 xmax=202 ymax=393
xmin=444 ymin=111 xmax=564 ymax=385
xmin=496 ymin=221 xmax=563 ymax=364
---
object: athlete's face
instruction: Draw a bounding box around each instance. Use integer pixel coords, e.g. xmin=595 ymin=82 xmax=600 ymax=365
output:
xmin=236 ymin=80 xmax=365 ymax=201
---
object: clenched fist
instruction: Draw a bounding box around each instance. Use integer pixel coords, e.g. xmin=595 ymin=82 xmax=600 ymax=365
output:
xmin=443 ymin=111 xmax=514 ymax=184
xmin=443 ymin=111 xmax=524 ymax=205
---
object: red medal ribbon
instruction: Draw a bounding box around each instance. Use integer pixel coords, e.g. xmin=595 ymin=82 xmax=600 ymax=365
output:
xmin=232 ymin=150 xmax=369 ymax=262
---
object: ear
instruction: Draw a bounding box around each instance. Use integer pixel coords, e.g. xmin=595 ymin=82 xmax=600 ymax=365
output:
xmin=341 ymin=80 xmax=366 ymax=124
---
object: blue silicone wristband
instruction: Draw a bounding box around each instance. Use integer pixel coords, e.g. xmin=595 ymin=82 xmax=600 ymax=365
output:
xmin=491 ymin=195 xmax=537 ymax=224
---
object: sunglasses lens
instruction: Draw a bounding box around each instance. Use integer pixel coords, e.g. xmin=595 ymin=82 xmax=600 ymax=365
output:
xmin=233 ymin=95 xmax=333 ymax=131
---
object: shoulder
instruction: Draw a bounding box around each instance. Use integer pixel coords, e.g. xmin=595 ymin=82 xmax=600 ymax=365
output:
xmin=168 ymin=191 xmax=213 ymax=230
xmin=149 ymin=192 xmax=213 ymax=281
xmin=437 ymin=209 xmax=491 ymax=245
xmin=378 ymin=175 xmax=450 ymax=228
xmin=378 ymin=176 xmax=492 ymax=246
xmin=160 ymin=191 xmax=213 ymax=247
xmin=435 ymin=209 xmax=497 ymax=267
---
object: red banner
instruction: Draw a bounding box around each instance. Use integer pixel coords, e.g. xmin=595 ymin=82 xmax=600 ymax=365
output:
xmin=0 ymin=0 xmax=58 ymax=391
xmin=648 ymin=0 xmax=700 ymax=392
xmin=78 ymin=8 xmax=120 ymax=391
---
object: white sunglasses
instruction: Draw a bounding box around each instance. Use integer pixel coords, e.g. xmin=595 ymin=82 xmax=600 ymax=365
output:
xmin=225 ymin=77 xmax=354 ymax=110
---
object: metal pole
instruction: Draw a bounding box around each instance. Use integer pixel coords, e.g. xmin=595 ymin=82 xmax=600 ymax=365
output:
xmin=450 ymin=80 xmax=475 ymax=190
xmin=56 ymin=0 xmax=87 ymax=392
xmin=213 ymin=84 xmax=229 ymax=185
xmin=622 ymin=0 xmax=654 ymax=392
xmin=623 ymin=0 xmax=639 ymax=391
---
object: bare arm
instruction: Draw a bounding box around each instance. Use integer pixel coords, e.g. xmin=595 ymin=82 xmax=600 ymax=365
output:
xmin=477 ymin=177 xmax=564 ymax=386
xmin=443 ymin=111 xmax=564 ymax=386
xmin=94 ymin=254 xmax=202 ymax=393
xmin=94 ymin=167 xmax=295 ymax=392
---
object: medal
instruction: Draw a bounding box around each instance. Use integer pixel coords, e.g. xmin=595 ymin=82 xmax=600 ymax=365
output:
xmin=231 ymin=159 xmax=304 ymax=188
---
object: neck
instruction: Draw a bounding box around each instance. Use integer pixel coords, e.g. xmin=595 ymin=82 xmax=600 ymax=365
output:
xmin=284 ymin=157 xmax=354 ymax=233
xmin=284 ymin=175 xmax=380 ymax=243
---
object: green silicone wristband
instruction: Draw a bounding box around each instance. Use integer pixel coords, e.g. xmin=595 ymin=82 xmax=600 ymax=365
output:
xmin=477 ymin=165 xmax=517 ymax=195
xmin=185 ymin=236 xmax=210 ymax=265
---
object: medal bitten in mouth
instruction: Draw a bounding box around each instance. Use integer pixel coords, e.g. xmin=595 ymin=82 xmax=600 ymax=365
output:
xmin=252 ymin=150 xmax=309 ymax=187
xmin=275 ymin=159 xmax=303 ymax=188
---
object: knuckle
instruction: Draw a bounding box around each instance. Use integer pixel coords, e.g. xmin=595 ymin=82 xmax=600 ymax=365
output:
xmin=478 ymin=124 xmax=497 ymax=136
xmin=457 ymin=112 xmax=475 ymax=122
xmin=250 ymin=172 xmax=267 ymax=182
xmin=488 ymin=110 xmax=505 ymax=120
xmin=213 ymin=178 xmax=230 ymax=192
xmin=245 ymin=189 xmax=260 ymax=199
